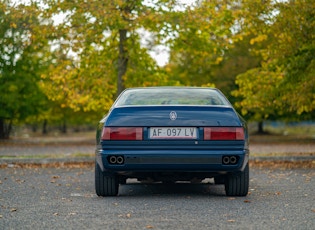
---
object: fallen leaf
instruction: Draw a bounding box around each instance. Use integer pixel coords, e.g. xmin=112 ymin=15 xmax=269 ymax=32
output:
xmin=0 ymin=215 xmax=3 ymax=218
xmin=146 ymin=225 xmax=154 ymax=229
xmin=10 ymin=208 xmax=17 ymax=212
xmin=126 ymin=213 xmax=131 ymax=218
xmin=53 ymin=213 xmax=59 ymax=216
xmin=70 ymin=193 xmax=82 ymax=197
xmin=275 ymin=191 xmax=281 ymax=195
xmin=244 ymin=200 xmax=251 ymax=203
xmin=15 ymin=179 xmax=25 ymax=184
xmin=227 ymin=219 xmax=235 ymax=222
xmin=228 ymin=197 xmax=235 ymax=200
xmin=312 ymin=209 xmax=315 ymax=213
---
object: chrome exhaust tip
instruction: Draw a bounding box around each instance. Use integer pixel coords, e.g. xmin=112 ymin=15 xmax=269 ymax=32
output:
xmin=230 ymin=156 xmax=237 ymax=164
xmin=222 ymin=156 xmax=230 ymax=165
xmin=116 ymin=156 xmax=124 ymax=164
xmin=109 ymin=156 xmax=117 ymax=164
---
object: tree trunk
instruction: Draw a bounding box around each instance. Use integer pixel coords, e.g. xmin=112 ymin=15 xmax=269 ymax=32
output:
xmin=60 ymin=119 xmax=67 ymax=134
xmin=31 ymin=124 xmax=38 ymax=133
xmin=117 ymin=1 xmax=133 ymax=97
xmin=42 ymin=119 xmax=48 ymax=135
xmin=0 ymin=118 xmax=12 ymax=139
xmin=257 ymin=121 xmax=264 ymax=134
xmin=117 ymin=28 xmax=128 ymax=97
xmin=0 ymin=118 xmax=5 ymax=139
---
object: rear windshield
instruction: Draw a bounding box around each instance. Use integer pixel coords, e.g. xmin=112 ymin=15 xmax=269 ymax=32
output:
xmin=114 ymin=88 xmax=230 ymax=106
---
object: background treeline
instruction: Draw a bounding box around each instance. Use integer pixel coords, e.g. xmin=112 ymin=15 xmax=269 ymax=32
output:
xmin=0 ymin=0 xmax=314 ymax=138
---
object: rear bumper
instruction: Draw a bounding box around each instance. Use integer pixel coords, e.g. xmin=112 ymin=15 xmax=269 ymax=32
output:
xmin=96 ymin=149 xmax=249 ymax=174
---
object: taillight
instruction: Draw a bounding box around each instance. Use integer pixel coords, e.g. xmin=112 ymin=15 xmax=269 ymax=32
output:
xmin=204 ymin=127 xmax=244 ymax=140
xmin=101 ymin=127 xmax=143 ymax=140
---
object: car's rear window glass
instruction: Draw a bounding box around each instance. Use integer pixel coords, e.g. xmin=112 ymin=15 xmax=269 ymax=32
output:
xmin=115 ymin=88 xmax=230 ymax=106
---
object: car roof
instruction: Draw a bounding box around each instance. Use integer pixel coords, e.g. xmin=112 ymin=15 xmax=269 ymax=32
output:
xmin=123 ymin=86 xmax=218 ymax=90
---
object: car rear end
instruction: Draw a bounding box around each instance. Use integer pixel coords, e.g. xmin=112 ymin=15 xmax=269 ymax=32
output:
xmin=95 ymin=87 xmax=249 ymax=197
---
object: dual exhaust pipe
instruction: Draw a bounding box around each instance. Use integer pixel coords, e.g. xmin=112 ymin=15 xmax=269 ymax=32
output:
xmin=108 ymin=155 xmax=125 ymax=165
xmin=222 ymin=155 xmax=238 ymax=165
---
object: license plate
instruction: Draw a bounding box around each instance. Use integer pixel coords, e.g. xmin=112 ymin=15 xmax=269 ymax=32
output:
xmin=149 ymin=127 xmax=197 ymax=139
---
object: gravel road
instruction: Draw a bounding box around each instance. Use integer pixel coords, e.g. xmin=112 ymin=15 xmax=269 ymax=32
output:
xmin=0 ymin=166 xmax=314 ymax=229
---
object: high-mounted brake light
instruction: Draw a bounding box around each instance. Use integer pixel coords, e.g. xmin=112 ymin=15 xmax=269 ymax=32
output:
xmin=204 ymin=127 xmax=244 ymax=140
xmin=102 ymin=127 xmax=143 ymax=140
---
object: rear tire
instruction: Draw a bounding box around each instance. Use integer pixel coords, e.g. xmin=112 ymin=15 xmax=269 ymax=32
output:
xmin=225 ymin=163 xmax=249 ymax=196
xmin=95 ymin=163 xmax=119 ymax=196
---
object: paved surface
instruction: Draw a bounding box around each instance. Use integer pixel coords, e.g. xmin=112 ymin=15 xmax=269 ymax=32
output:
xmin=1 ymin=135 xmax=314 ymax=229
xmin=0 ymin=166 xmax=314 ymax=229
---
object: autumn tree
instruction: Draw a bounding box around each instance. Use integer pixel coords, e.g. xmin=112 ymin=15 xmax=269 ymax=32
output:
xmin=3 ymin=0 xmax=313 ymax=139
xmin=232 ymin=0 xmax=315 ymax=127
xmin=0 ymin=1 xmax=52 ymax=138
xmin=165 ymin=1 xmax=237 ymax=86
xmin=160 ymin=0 xmax=261 ymax=109
xmin=41 ymin=0 xmax=178 ymax=119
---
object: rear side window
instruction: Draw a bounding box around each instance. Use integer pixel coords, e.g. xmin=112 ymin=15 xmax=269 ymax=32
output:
xmin=115 ymin=88 xmax=230 ymax=106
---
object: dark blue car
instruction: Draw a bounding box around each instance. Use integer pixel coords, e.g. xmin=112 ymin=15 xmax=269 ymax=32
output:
xmin=95 ymin=87 xmax=249 ymax=196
